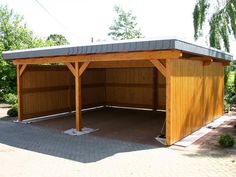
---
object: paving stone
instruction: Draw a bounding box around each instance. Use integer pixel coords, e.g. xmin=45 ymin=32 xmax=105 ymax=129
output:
xmin=0 ymin=115 xmax=235 ymax=177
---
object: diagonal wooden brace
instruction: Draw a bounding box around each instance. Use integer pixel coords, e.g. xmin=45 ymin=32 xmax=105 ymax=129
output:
xmin=150 ymin=60 xmax=166 ymax=77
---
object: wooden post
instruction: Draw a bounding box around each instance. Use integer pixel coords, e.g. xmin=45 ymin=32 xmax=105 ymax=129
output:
xmin=65 ymin=62 xmax=90 ymax=131
xmin=165 ymin=60 xmax=171 ymax=145
xmin=75 ymin=62 xmax=82 ymax=131
xmin=104 ymin=68 xmax=107 ymax=107
xmin=67 ymin=71 xmax=72 ymax=114
xmin=153 ymin=68 xmax=157 ymax=111
xmin=16 ymin=65 xmax=22 ymax=121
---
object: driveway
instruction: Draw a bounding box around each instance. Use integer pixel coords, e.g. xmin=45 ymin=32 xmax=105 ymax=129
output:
xmin=0 ymin=108 xmax=235 ymax=177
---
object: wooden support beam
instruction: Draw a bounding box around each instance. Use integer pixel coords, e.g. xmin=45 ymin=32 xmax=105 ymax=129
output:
xmin=186 ymin=56 xmax=231 ymax=66
xmin=16 ymin=65 xmax=22 ymax=121
xmin=79 ymin=61 xmax=90 ymax=77
xmin=221 ymin=61 xmax=231 ymax=66
xmin=19 ymin=64 xmax=27 ymax=76
xmin=150 ymin=60 xmax=167 ymax=77
xmin=88 ymin=60 xmax=153 ymax=68
xmin=66 ymin=61 xmax=89 ymax=131
xmin=183 ymin=56 xmax=213 ymax=61
xmin=65 ymin=63 xmax=76 ymax=77
xmin=13 ymin=50 xmax=183 ymax=65
xmin=75 ymin=62 xmax=82 ymax=131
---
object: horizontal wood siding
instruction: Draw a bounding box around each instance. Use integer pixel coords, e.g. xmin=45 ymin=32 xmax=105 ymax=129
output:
xmin=21 ymin=65 xmax=106 ymax=119
xmin=157 ymin=70 xmax=166 ymax=109
xmin=21 ymin=65 xmax=72 ymax=118
xmin=106 ymin=68 xmax=154 ymax=109
xmin=20 ymin=65 xmax=166 ymax=119
xmin=82 ymin=69 xmax=106 ymax=107
xmin=166 ymin=59 xmax=224 ymax=145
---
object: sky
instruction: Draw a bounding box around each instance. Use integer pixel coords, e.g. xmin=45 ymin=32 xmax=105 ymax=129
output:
xmin=1 ymin=0 xmax=236 ymax=57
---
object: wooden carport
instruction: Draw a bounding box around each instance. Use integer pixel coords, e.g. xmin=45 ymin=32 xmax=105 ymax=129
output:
xmin=2 ymin=39 xmax=232 ymax=145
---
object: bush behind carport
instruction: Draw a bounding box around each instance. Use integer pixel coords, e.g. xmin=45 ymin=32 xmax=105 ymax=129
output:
xmin=7 ymin=104 xmax=18 ymax=117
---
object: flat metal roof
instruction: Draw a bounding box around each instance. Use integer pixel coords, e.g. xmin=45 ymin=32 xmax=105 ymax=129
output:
xmin=2 ymin=38 xmax=233 ymax=61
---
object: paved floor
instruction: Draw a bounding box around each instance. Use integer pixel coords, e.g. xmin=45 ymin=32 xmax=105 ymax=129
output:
xmin=0 ymin=108 xmax=236 ymax=177
xmin=33 ymin=108 xmax=166 ymax=146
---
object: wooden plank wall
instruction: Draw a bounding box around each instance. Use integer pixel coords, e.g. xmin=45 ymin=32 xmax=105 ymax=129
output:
xmin=21 ymin=65 xmax=106 ymax=119
xmin=166 ymin=59 xmax=224 ymax=145
xmin=82 ymin=69 xmax=106 ymax=107
xmin=157 ymin=69 xmax=166 ymax=109
xmin=20 ymin=65 xmax=166 ymax=119
xmin=21 ymin=65 xmax=73 ymax=119
xmin=203 ymin=62 xmax=224 ymax=124
xmin=105 ymin=68 xmax=166 ymax=109
xmin=106 ymin=68 xmax=153 ymax=108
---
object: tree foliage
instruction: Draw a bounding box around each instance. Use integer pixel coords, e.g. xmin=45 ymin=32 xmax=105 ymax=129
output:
xmin=193 ymin=1 xmax=236 ymax=109
xmin=0 ymin=5 xmax=69 ymax=101
xmin=193 ymin=0 xmax=236 ymax=52
xmin=108 ymin=5 xmax=143 ymax=40
xmin=46 ymin=34 xmax=69 ymax=46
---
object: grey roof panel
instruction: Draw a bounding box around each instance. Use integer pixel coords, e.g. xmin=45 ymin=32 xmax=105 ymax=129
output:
xmin=2 ymin=38 xmax=233 ymax=61
xmin=174 ymin=40 xmax=232 ymax=60
xmin=149 ymin=40 xmax=156 ymax=50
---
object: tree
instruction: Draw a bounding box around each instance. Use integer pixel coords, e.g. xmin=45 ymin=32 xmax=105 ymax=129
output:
xmin=0 ymin=5 xmax=51 ymax=101
xmin=193 ymin=0 xmax=236 ymax=52
xmin=46 ymin=34 xmax=69 ymax=46
xmin=193 ymin=1 xmax=236 ymax=108
xmin=108 ymin=5 xmax=143 ymax=40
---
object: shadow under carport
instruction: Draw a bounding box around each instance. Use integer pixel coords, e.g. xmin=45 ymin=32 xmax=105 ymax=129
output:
xmin=33 ymin=107 xmax=166 ymax=146
xmin=0 ymin=117 xmax=160 ymax=163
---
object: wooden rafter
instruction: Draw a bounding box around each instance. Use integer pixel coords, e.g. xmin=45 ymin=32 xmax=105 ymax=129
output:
xmin=13 ymin=50 xmax=183 ymax=65
xmin=150 ymin=60 xmax=166 ymax=77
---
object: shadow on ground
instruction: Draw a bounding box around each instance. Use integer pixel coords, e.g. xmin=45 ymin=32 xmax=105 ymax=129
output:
xmin=33 ymin=108 xmax=166 ymax=146
xmin=0 ymin=108 xmax=164 ymax=163
xmin=175 ymin=115 xmax=236 ymax=159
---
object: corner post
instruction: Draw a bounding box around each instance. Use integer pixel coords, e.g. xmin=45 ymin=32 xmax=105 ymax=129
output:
xmin=165 ymin=60 xmax=171 ymax=145
xmin=16 ymin=65 xmax=22 ymax=121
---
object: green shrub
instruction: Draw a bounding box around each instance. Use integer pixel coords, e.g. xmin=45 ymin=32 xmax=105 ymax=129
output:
xmin=3 ymin=93 xmax=17 ymax=105
xmin=224 ymin=100 xmax=230 ymax=112
xmin=218 ymin=134 xmax=235 ymax=147
xmin=7 ymin=104 xmax=18 ymax=117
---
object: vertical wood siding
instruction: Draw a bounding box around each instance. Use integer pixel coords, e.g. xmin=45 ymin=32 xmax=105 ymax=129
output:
xmin=166 ymin=59 xmax=224 ymax=145
xmin=203 ymin=62 xmax=224 ymax=124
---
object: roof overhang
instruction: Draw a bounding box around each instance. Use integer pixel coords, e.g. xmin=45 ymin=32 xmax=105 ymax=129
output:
xmin=2 ymin=38 xmax=233 ymax=62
